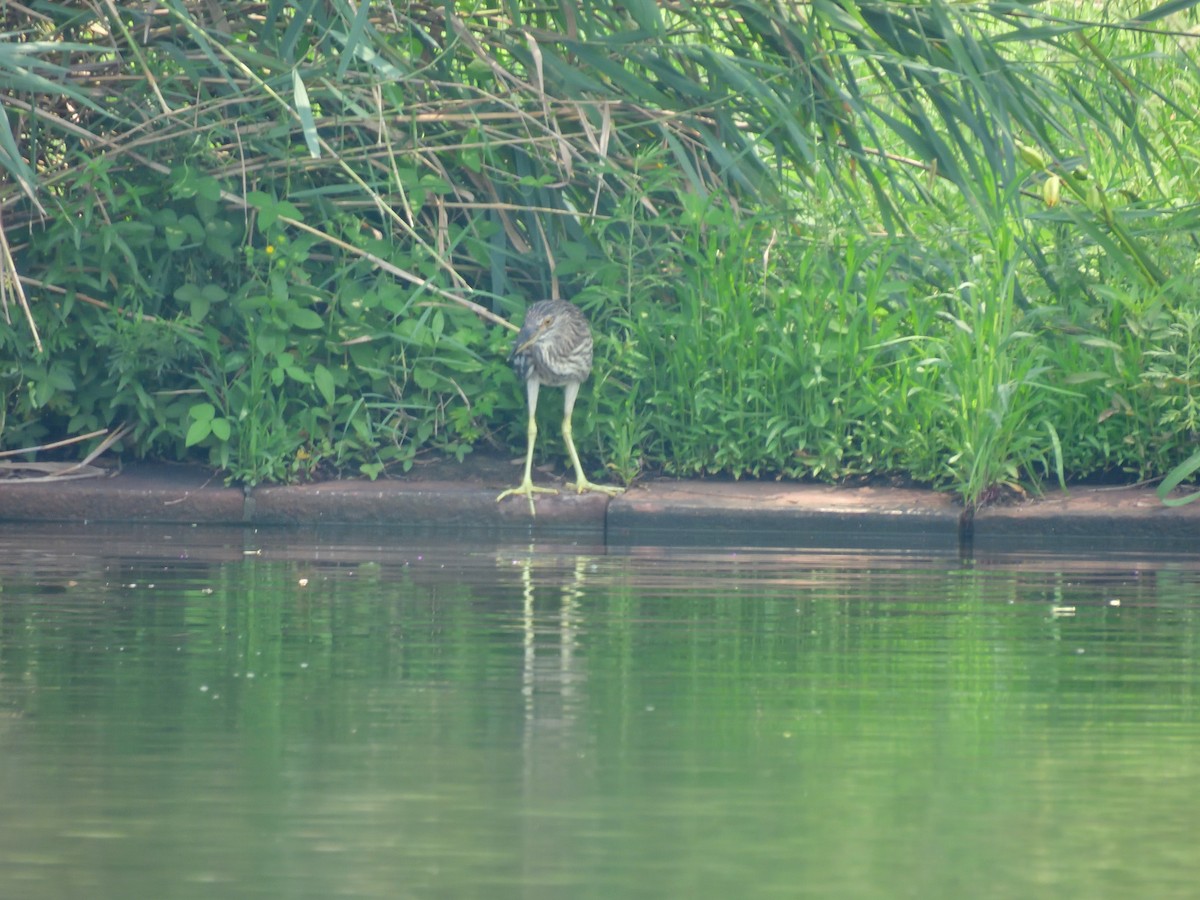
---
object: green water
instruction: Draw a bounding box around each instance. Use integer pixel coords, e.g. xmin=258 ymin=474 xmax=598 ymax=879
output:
xmin=0 ymin=524 xmax=1197 ymax=899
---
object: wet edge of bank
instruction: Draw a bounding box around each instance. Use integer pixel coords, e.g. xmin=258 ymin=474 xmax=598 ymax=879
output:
xmin=2 ymin=460 xmax=1197 ymax=554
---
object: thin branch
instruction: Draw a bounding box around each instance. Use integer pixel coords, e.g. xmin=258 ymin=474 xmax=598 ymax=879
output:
xmin=280 ymin=213 xmax=517 ymax=331
xmin=0 ymin=205 xmax=42 ymax=352
xmin=0 ymin=427 xmax=109 ymax=459
xmin=2 ymin=101 xmax=517 ymax=331
xmin=0 ymin=463 xmax=108 ymax=482
xmin=17 ymin=277 xmax=203 ymax=334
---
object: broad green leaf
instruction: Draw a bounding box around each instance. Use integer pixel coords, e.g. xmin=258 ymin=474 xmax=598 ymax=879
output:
xmin=247 ymin=192 xmax=303 ymax=230
xmin=412 ymin=366 xmax=439 ymax=390
xmin=189 ymin=402 xmax=216 ymax=423
xmin=314 ymin=363 xmax=336 ymax=405
xmin=286 ymin=307 xmax=326 ymax=330
xmin=292 ymin=69 xmax=321 ymax=158
xmin=185 ymin=419 xmax=212 ymax=447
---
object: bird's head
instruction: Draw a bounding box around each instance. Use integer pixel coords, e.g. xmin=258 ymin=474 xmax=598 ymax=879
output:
xmin=514 ymin=312 xmax=556 ymax=355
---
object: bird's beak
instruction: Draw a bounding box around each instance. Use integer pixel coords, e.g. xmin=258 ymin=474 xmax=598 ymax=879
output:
xmin=514 ymin=319 xmax=552 ymax=355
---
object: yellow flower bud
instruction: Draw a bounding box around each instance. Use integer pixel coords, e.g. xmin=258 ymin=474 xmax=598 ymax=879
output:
xmin=1042 ymin=175 xmax=1062 ymax=208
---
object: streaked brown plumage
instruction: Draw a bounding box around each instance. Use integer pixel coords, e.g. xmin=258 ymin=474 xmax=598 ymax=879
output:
xmin=511 ymin=299 xmax=593 ymax=388
xmin=497 ymin=300 xmax=622 ymax=514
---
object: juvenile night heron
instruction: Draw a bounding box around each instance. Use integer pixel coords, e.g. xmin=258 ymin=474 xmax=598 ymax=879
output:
xmin=497 ymin=299 xmax=623 ymax=513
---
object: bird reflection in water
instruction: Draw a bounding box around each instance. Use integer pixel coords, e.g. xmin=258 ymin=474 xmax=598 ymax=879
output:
xmin=514 ymin=546 xmax=591 ymax=742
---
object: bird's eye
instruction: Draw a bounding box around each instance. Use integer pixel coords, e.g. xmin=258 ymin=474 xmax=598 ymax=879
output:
xmin=541 ymin=316 xmax=554 ymax=327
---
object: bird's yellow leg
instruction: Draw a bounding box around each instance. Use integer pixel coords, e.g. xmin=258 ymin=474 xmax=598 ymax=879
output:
xmin=562 ymin=384 xmax=623 ymax=497
xmin=497 ymin=381 xmax=557 ymax=515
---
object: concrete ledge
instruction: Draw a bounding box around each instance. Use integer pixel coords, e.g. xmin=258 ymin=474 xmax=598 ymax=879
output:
xmin=0 ymin=464 xmax=245 ymax=524
xmin=608 ymin=480 xmax=962 ymax=547
xmin=972 ymin=485 xmax=1200 ymax=551
xmin=3 ymin=462 xmax=1199 ymax=549
xmin=249 ymin=479 xmax=609 ymax=529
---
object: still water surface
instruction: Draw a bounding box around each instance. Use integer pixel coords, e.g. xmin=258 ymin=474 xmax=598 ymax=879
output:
xmin=0 ymin=523 xmax=1197 ymax=899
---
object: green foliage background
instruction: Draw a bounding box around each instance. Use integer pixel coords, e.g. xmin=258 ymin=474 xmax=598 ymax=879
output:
xmin=3 ymin=0 xmax=1200 ymax=505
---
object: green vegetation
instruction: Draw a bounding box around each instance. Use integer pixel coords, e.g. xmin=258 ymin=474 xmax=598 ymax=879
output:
xmin=3 ymin=1 xmax=1200 ymax=506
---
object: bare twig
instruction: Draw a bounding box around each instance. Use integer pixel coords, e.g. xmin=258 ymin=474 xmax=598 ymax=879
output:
xmin=52 ymin=423 xmax=132 ymax=478
xmin=102 ymin=0 xmax=172 ymax=115
xmin=0 ymin=206 xmax=42 ymax=352
xmin=0 ymin=463 xmax=108 ymax=482
xmin=0 ymin=424 xmax=130 ymax=482
xmin=16 ymin=277 xmax=204 ymax=334
xmin=2 ymin=100 xmax=516 ymax=332
xmin=0 ymin=427 xmax=110 ymax=459
xmin=279 ymin=214 xmax=516 ymax=330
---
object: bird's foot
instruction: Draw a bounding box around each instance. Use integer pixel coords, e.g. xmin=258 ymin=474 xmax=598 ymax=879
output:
xmin=497 ymin=480 xmax=558 ymax=516
xmin=569 ymin=478 xmax=624 ymax=497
